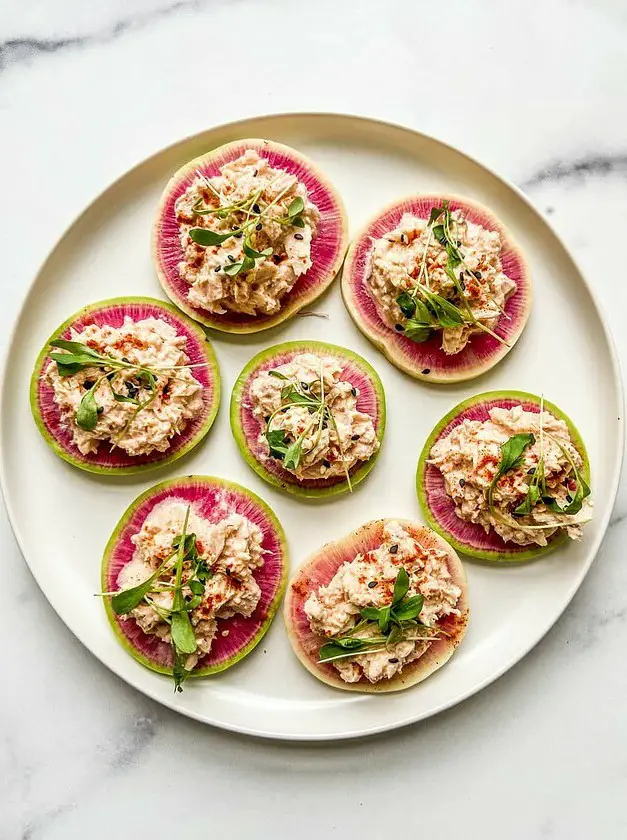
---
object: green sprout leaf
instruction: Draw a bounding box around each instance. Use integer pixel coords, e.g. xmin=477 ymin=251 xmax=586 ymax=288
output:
xmin=49 ymin=339 xmax=102 ymax=357
xmin=377 ymin=606 xmax=391 ymax=633
xmin=393 ymin=594 xmax=424 ymax=622
xmin=111 ymin=391 xmax=139 ymax=405
xmin=49 ymin=352 xmax=103 ymax=368
xmin=403 ymin=320 xmax=432 ymax=343
xmin=223 ymin=261 xmax=244 ymax=276
xmin=497 ymin=434 xmax=536 ymax=477
xmin=172 ymin=650 xmax=189 ymax=693
xmin=392 ymin=567 xmax=410 ymax=605
xmin=243 ymin=241 xmax=273 ymax=261
xmin=266 ymin=428 xmax=290 ymax=459
xmin=109 ymin=551 xmax=176 ymax=615
xmin=513 ymin=483 xmax=541 ymax=516
xmin=189 ymin=228 xmax=233 ymax=246
xmin=288 ymin=197 xmax=305 ymax=218
xmin=488 ymin=432 xmax=536 ymax=515
xmin=428 ymin=206 xmax=444 ymax=226
xmin=188 ymin=579 xmax=205 ymax=596
xmin=396 ymin=292 xmax=416 ymax=318
xmin=426 ymin=293 xmax=465 ymax=328
xmin=359 ymin=606 xmax=382 ymax=621
xmin=75 ymin=386 xmax=99 ymax=431
xmin=170 ymin=610 xmax=196 ymax=654
xmin=283 ymin=437 xmax=304 ymax=471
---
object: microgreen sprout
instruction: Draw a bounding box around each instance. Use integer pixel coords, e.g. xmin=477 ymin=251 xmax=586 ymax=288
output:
xmin=318 ymin=567 xmax=441 ymax=664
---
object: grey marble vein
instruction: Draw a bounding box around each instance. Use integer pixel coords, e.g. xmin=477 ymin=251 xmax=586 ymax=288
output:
xmin=110 ymin=713 xmax=159 ymax=769
xmin=523 ymin=153 xmax=627 ymax=188
xmin=0 ymin=0 xmax=215 ymax=71
xmin=17 ymin=710 xmax=158 ymax=838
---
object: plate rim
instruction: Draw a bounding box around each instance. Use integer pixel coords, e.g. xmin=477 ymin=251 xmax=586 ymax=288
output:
xmin=1 ymin=111 xmax=624 ymax=741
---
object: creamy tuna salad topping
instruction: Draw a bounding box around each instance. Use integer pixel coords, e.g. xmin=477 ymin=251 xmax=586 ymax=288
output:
xmin=45 ymin=316 xmax=204 ymax=457
xmin=109 ymin=501 xmax=264 ymax=690
xmin=367 ymin=201 xmax=516 ymax=354
xmin=248 ymin=353 xmax=379 ymax=483
xmin=304 ymin=521 xmax=461 ymax=684
xmin=175 ymin=150 xmax=320 ymax=316
xmin=429 ymin=403 xmax=592 ymax=546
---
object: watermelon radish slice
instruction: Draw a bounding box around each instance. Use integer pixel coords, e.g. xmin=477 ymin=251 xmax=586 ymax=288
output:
xmin=342 ymin=194 xmax=532 ymax=382
xmin=102 ymin=475 xmax=288 ymax=679
xmin=230 ymin=340 xmax=386 ymax=498
xmin=30 ymin=297 xmax=220 ymax=475
xmin=152 ymin=138 xmax=349 ymax=333
xmin=416 ymin=391 xmax=590 ymax=562
xmin=284 ymin=519 xmax=469 ymax=693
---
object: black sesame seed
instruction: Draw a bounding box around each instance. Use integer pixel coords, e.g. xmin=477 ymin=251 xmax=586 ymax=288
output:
xmin=264 ymin=415 xmax=270 ymax=423
xmin=389 ymin=544 xmax=399 ymax=554
xmin=368 ymin=581 xmax=377 ymax=589
xmin=122 ymin=357 xmax=130 ymax=363
xmin=459 ymin=478 xmax=466 ymax=487
xmin=388 ymin=658 xmax=399 ymax=664
xmin=228 ymin=255 xmax=236 ymax=263
xmin=421 ymin=368 xmax=431 ymax=375
xmin=394 ymin=324 xmax=404 ymax=332
xmin=294 ymin=233 xmax=304 ymax=240
xmin=126 ymin=383 xmax=139 ymax=399
xmin=225 ymin=567 xmax=231 ymax=576
xmin=97 ymin=406 xmax=104 ymax=414
xmin=322 ymin=459 xmax=331 ymax=468
xmin=301 ymin=382 xmax=309 ymax=390
xmin=234 ymin=232 xmax=243 ymax=239
xmin=474 ymin=271 xmax=482 ymax=279
xmin=252 ymin=203 xmax=261 ymax=213
xmin=272 ymin=254 xmax=281 ymax=264
xmin=527 ymin=468 xmax=535 ymax=475
xmin=256 ymin=223 xmax=262 ymax=231
xmin=457 ymin=241 xmax=462 ymax=247
xmin=351 ymin=388 xmax=357 ymax=397
xmin=214 ymin=265 xmax=222 ymax=272
xmin=253 ymin=169 xmax=258 ymax=177
xmin=351 ymin=434 xmax=360 ymax=441
xmin=83 ymin=380 xmax=95 ymax=390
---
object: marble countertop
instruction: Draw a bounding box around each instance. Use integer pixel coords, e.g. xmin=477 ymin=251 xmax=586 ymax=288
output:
xmin=2 ymin=0 xmax=627 ymax=837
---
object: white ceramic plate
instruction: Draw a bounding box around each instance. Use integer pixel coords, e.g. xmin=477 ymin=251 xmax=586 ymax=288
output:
xmin=1 ymin=114 xmax=622 ymax=740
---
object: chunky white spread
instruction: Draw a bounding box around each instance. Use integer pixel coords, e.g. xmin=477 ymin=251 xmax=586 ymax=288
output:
xmin=248 ymin=353 xmax=379 ymax=481
xmin=304 ymin=521 xmax=461 ymax=684
xmin=175 ymin=150 xmax=320 ymax=316
xmin=45 ymin=316 xmax=203 ymax=457
xmin=429 ymin=405 xmax=591 ymax=546
xmin=368 ymin=211 xmax=516 ymax=353
xmin=118 ymin=501 xmax=264 ymax=668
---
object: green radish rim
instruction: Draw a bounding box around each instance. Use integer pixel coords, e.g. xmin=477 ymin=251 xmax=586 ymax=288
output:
xmin=230 ymin=340 xmax=386 ymax=498
xmin=416 ymin=390 xmax=590 ymax=563
xmin=30 ymin=296 xmax=221 ymax=475
xmin=101 ymin=475 xmax=288 ymax=678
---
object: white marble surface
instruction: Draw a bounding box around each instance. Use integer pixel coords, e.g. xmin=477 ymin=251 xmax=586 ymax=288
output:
xmin=2 ymin=0 xmax=627 ymax=836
